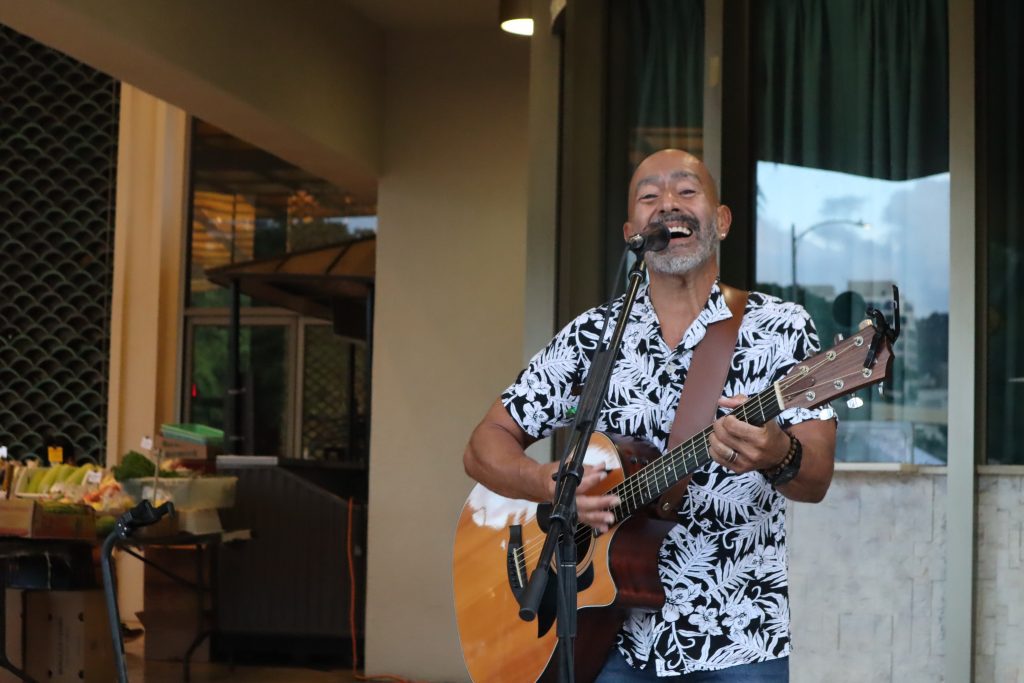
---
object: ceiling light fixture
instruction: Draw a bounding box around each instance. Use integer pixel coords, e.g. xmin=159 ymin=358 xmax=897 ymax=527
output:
xmin=499 ymin=0 xmax=533 ymax=36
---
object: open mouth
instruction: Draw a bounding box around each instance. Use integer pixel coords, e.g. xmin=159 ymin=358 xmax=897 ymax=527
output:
xmin=667 ymin=225 xmax=694 ymax=239
xmin=656 ymin=214 xmax=699 ymax=240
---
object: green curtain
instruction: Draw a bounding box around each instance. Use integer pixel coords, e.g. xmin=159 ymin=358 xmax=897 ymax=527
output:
xmin=984 ymin=0 xmax=1024 ymax=464
xmin=628 ymin=0 xmax=705 ymax=160
xmin=755 ymin=0 xmax=948 ymax=181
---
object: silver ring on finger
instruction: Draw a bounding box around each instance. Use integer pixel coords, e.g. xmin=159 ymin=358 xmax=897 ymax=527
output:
xmin=727 ymin=448 xmax=738 ymax=464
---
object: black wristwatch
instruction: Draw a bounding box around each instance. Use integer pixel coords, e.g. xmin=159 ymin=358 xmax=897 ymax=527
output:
xmin=763 ymin=435 xmax=803 ymax=487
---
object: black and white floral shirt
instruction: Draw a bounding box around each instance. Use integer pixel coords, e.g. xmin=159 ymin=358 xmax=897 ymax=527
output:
xmin=501 ymin=281 xmax=832 ymax=676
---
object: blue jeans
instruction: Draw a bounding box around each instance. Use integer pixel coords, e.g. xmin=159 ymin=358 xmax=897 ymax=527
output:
xmin=593 ymin=647 xmax=789 ymax=682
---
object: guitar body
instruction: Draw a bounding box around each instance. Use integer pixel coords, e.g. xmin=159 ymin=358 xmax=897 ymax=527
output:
xmin=453 ymin=433 xmax=677 ymax=683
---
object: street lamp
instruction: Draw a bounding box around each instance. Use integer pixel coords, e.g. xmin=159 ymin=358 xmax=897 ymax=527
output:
xmin=790 ymin=219 xmax=871 ymax=302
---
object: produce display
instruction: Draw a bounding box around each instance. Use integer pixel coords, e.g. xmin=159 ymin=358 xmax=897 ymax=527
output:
xmin=1 ymin=453 xmax=203 ymax=536
xmin=1 ymin=426 xmax=231 ymax=538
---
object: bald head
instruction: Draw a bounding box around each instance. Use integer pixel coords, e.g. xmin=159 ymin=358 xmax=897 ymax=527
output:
xmin=627 ymin=149 xmax=720 ymax=215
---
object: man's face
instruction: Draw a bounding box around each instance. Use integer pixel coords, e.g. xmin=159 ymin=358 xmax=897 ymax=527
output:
xmin=624 ymin=151 xmax=725 ymax=275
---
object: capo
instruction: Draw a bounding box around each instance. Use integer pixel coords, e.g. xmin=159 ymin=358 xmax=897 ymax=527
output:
xmin=864 ymin=285 xmax=901 ymax=369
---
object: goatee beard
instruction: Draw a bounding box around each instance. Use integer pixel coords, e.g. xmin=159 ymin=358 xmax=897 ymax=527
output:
xmin=645 ymin=216 xmax=719 ymax=275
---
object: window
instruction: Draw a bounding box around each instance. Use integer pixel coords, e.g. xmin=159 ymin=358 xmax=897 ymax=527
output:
xmin=981 ymin=0 xmax=1024 ymax=464
xmin=752 ymin=0 xmax=950 ymax=463
xmin=756 ymin=164 xmax=949 ymax=463
xmin=604 ymin=0 xmax=706 ymax=284
xmin=606 ymin=0 xmax=951 ymax=463
xmin=183 ymin=120 xmax=374 ymax=461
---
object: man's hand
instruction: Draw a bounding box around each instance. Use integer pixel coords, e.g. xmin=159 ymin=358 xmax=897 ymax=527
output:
xmin=537 ymin=461 xmax=620 ymax=534
xmin=705 ymin=394 xmax=837 ymax=502
xmin=464 ymin=399 xmax=622 ymax=531
xmin=707 ymin=394 xmax=790 ymax=473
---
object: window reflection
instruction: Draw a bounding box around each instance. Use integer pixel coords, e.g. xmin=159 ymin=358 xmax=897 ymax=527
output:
xmin=188 ymin=120 xmax=376 ymax=308
xmin=189 ymin=324 xmax=289 ymax=456
xmin=183 ymin=120 xmax=376 ymax=460
xmin=756 ymin=163 xmax=950 ymax=463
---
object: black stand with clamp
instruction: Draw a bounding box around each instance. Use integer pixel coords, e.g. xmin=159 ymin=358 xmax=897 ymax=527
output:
xmin=517 ymin=226 xmax=667 ymax=682
xmin=100 ymin=499 xmax=175 ymax=683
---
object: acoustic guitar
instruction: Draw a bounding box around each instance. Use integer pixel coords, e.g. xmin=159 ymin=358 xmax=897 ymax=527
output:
xmin=453 ymin=321 xmax=896 ymax=682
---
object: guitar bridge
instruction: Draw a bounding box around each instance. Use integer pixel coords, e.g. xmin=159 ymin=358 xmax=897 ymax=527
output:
xmin=507 ymin=525 xmax=527 ymax=595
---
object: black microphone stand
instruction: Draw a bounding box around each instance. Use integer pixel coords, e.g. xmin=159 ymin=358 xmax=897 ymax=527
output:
xmin=518 ymin=248 xmax=652 ymax=683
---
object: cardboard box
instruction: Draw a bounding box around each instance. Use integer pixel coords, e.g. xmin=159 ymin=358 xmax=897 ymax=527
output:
xmin=0 ymin=499 xmax=95 ymax=540
xmin=24 ymin=590 xmax=115 ymax=682
xmin=157 ymin=435 xmax=218 ymax=461
xmin=142 ymin=546 xmax=210 ymax=662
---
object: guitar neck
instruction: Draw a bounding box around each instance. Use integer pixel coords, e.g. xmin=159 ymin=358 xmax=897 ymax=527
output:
xmin=610 ymin=383 xmax=783 ymax=523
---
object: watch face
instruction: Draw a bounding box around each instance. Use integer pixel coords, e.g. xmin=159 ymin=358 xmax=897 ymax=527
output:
xmin=772 ymin=464 xmax=799 ymax=486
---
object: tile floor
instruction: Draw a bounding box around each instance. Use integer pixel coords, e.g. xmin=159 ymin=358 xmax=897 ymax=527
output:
xmin=124 ymin=637 xmax=361 ymax=682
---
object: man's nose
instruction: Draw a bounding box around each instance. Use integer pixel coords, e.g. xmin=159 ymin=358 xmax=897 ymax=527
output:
xmin=660 ymin=191 xmax=680 ymax=212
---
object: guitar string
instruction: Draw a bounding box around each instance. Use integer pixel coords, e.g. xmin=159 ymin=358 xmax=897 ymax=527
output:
xmin=509 ymin=333 xmax=881 ymax=569
xmin=511 ymin=337 xmax=875 ymax=566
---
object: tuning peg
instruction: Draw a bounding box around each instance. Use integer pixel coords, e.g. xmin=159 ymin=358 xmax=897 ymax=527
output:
xmin=833 ymin=333 xmax=845 ymax=345
xmin=846 ymin=396 xmax=864 ymax=410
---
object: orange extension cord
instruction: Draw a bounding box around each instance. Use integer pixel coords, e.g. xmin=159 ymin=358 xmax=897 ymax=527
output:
xmin=347 ymin=497 xmax=428 ymax=683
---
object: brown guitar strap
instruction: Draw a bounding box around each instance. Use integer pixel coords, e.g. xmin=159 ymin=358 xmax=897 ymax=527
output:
xmin=655 ymin=284 xmax=748 ymax=520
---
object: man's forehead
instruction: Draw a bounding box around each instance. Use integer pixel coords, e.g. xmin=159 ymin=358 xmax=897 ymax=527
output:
xmin=633 ymin=169 xmax=702 ymax=189
xmin=628 ymin=151 xmax=718 ymax=203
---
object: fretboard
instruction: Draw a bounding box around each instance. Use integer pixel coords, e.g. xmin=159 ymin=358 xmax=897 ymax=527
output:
xmin=610 ymin=382 xmax=784 ymax=522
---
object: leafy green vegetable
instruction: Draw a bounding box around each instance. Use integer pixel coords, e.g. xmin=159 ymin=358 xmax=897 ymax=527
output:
xmin=112 ymin=451 xmax=185 ymax=482
xmin=112 ymin=451 xmax=155 ymax=481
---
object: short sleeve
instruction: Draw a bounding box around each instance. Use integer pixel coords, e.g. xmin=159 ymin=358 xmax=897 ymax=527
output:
xmin=500 ymin=318 xmax=588 ymax=439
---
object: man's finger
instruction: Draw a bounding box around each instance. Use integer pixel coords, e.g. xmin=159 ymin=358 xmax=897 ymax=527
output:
xmin=717 ymin=393 xmax=748 ymax=409
xmin=577 ymin=494 xmax=620 ymax=510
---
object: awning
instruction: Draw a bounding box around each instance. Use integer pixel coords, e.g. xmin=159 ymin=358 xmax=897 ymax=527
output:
xmin=205 ymin=237 xmax=374 ymax=340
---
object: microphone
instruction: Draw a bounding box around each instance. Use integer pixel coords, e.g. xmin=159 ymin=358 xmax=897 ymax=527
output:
xmin=627 ymin=222 xmax=671 ymax=253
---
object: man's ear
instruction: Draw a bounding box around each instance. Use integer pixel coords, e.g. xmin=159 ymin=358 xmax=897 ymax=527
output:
xmin=622 ymin=220 xmax=633 ymax=242
xmin=716 ymin=205 xmax=733 ymax=239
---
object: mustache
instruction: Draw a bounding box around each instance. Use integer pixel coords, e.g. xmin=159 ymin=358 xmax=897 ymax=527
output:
xmin=649 ymin=212 xmax=701 ymax=233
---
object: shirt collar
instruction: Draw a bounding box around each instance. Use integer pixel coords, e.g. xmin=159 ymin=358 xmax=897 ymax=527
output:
xmin=630 ymin=280 xmax=734 ymax=351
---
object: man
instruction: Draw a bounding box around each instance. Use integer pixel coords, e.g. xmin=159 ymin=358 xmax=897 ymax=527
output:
xmin=464 ymin=149 xmax=837 ymax=681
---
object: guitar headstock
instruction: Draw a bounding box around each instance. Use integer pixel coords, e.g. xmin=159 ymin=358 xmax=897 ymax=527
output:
xmin=778 ymin=322 xmax=895 ymax=412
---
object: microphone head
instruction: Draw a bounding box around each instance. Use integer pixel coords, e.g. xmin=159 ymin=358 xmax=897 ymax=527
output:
xmin=644 ymin=222 xmax=671 ymax=252
xmin=628 ymin=222 xmax=671 ymax=253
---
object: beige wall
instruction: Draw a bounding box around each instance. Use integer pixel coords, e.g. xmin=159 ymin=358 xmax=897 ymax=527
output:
xmin=107 ymin=85 xmax=190 ymax=625
xmin=365 ymin=30 xmax=530 ymax=681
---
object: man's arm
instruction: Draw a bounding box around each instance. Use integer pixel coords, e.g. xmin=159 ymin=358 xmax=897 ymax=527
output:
xmin=464 ymin=399 xmax=549 ymax=502
xmin=774 ymin=417 xmax=836 ymax=502
xmin=464 ymin=399 xmax=620 ymax=531
xmin=708 ymin=395 xmax=837 ymax=503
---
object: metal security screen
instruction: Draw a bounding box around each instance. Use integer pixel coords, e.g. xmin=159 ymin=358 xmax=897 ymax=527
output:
xmin=0 ymin=24 xmax=120 ymax=463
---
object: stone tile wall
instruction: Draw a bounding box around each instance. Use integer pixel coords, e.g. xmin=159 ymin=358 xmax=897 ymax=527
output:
xmin=788 ymin=472 xmax=946 ymax=682
xmin=975 ymin=475 xmax=1024 ymax=683
xmin=788 ymin=472 xmax=1024 ymax=683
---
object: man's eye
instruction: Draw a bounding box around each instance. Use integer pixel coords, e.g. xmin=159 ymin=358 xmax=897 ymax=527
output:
xmin=640 ymin=193 xmax=657 ymax=201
